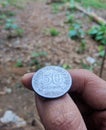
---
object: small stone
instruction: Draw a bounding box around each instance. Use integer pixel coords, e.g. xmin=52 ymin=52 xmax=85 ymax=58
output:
xmin=0 ymin=110 xmax=26 ymax=127
xmin=86 ymin=56 xmax=96 ymax=64
xmin=4 ymin=87 xmax=12 ymax=94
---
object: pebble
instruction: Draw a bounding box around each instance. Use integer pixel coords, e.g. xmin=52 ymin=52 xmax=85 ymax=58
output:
xmin=0 ymin=110 xmax=26 ymax=127
xmin=86 ymin=56 xmax=96 ymax=64
xmin=4 ymin=87 xmax=12 ymax=94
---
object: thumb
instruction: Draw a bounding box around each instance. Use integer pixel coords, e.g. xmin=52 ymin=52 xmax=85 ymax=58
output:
xmin=35 ymin=94 xmax=87 ymax=130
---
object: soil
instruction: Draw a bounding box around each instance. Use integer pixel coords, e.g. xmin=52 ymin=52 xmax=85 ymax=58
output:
xmin=0 ymin=0 xmax=106 ymax=130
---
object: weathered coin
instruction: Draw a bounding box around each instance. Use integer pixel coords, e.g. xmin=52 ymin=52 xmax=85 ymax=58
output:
xmin=32 ymin=66 xmax=72 ymax=99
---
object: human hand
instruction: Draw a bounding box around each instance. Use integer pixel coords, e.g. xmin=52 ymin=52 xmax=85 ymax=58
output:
xmin=22 ymin=69 xmax=106 ymax=130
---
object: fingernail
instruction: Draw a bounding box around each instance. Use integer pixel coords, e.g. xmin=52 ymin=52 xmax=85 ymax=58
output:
xmin=23 ymin=73 xmax=34 ymax=78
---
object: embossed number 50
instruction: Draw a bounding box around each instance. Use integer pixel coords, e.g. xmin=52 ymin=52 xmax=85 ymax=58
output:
xmin=43 ymin=73 xmax=62 ymax=85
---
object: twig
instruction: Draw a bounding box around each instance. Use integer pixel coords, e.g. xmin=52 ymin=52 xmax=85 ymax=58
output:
xmin=99 ymin=45 xmax=106 ymax=78
xmin=66 ymin=2 xmax=106 ymax=25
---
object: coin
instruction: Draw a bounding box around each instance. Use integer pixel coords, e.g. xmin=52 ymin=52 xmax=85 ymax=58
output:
xmin=32 ymin=66 xmax=72 ymax=99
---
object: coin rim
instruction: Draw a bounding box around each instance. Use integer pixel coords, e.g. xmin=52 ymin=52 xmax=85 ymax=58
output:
xmin=32 ymin=66 xmax=72 ymax=99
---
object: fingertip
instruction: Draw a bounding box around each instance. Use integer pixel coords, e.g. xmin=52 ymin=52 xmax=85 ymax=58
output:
xmin=36 ymin=94 xmax=87 ymax=130
xmin=21 ymin=73 xmax=34 ymax=90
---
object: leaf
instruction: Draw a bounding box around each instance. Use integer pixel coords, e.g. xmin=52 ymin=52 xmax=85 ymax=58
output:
xmin=69 ymin=30 xmax=77 ymax=39
xmin=74 ymin=23 xmax=81 ymax=30
xmin=96 ymin=35 xmax=103 ymax=41
xmin=99 ymin=50 xmax=105 ymax=57
xmin=31 ymin=52 xmax=40 ymax=57
xmin=62 ymin=64 xmax=71 ymax=69
xmin=79 ymin=29 xmax=85 ymax=38
xmin=101 ymin=39 xmax=106 ymax=45
xmin=6 ymin=19 xmax=14 ymax=23
xmin=16 ymin=28 xmax=24 ymax=37
xmin=15 ymin=59 xmax=23 ymax=67
xmin=11 ymin=24 xmax=18 ymax=29
xmin=49 ymin=28 xmax=60 ymax=36
xmin=5 ymin=23 xmax=12 ymax=29
xmin=66 ymin=15 xmax=75 ymax=23
xmin=89 ymin=24 xmax=106 ymax=45
xmin=98 ymin=45 xmax=104 ymax=51
xmin=0 ymin=14 xmax=7 ymax=20
xmin=70 ymin=0 xmax=75 ymax=9
xmin=88 ymin=28 xmax=98 ymax=35
xmin=1 ymin=1 xmax=9 ymax=7
xmin=97 ymin=31 xmax=104 ymax=35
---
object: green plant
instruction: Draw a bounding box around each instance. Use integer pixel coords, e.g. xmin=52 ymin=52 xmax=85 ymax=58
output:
xmin=98 ymin=45 xmax=105 ymax=57
xmin=5 ymin=19 xmax=18 ymax=30
xmin=88 ymin=24 xmax=106 ymax=45
xmin=49 ymin=28 xmax=60 ymax=37
xmin=76 ymin=0 xmax=106 ymax=9
xmin=30 ymin=51 xmax=48 ymax=69
xmin=70 ymin=0 xmax=75 ymax=9
xmin=65 ymin=14 xmax=75 ymax=24
xmin=88 ymin=24 xmax=106 ymax=77
xmin=15 ymin=59 xmax=23 ymax=67
xmin=31 ymin=52 xmax=48 ymax=57
xmin=63 ymin=0 xmax=70 ymax=2
xmin=0 ymin=14 xmax=7 ymax=20
xmin=15 ymin=28 xmax=24 ymax=37
xmin=4 ymin=18 xmax=24 ymax=37
xmin=62 ymin=64 xmax=72 ymax=69
xmin=6 ymin=11 xmax=16 ymax=17
xmin=0 ymin=0 xmax=21 ymax=7
xmin=69 ymin=23 xmax=85 ymax=40
xmin=0 ymin=6 xmax=15 ymax=25
xmin=77 ymin=40 xmax=87 ymax=54
xmin=5 ymin=0 xmax=28 ymax=8
xmin=0 ymin=0 xmax=10 ymax=7
xmin=51 ymin=3 xmax=60 ymax=14
xmin=30 ymin=58 xmax=40 ymax=67
xmin=81 ymin=61 xmax=95 ymax=71
xmin=0 ymin=0 xmax=24 ymax=38
xmin=0 ymin=0 xmax=29 ymax=8
xmin=99 ymin=45 xmax=106 ymax=77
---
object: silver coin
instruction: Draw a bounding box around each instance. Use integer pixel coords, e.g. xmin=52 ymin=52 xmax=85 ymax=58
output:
xmin=32 ymin=66 xmax=72 ymax=98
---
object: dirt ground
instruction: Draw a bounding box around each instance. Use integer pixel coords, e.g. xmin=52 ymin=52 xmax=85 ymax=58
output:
xmin=0 ymin=0 xmax=106 ymax=130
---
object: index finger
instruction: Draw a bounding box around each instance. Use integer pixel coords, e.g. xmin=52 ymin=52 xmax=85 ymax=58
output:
xmin=70 ymin=69 xmax=106 ymax=110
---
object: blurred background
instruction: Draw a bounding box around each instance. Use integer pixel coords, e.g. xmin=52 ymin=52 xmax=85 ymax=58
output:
xmin=0 ymin=0 xmax=106 ymax=129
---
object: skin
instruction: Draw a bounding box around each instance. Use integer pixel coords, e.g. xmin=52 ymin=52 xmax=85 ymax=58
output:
xmin=22 ymin=69 xmax=106 ymax=130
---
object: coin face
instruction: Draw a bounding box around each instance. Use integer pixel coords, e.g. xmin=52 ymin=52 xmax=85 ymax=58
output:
xmin=32 ymin=66 xmax=72 ymax=99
